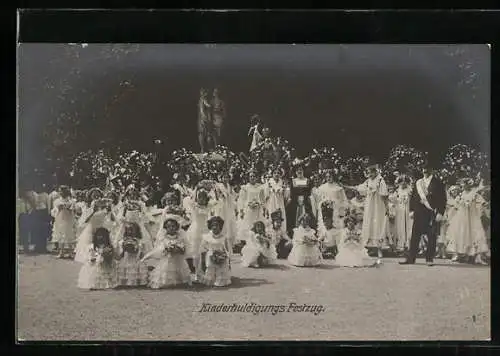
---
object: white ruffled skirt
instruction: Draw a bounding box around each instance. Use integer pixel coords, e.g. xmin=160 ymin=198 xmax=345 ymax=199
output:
xmin=335 ymin=242 xmax=377 ymax=267
xmin=241 ymin=243 xmax=277 ymax=267
xmin=77 ymin=261 xmax=117 ymax=290
xmin=288 ymin=243 xmax=322 ymax=267
xmin=148 ymin=254 xmax=191 ymax=289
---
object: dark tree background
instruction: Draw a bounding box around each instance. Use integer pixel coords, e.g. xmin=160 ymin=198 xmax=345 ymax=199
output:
xmin=18 ymin=44 xmax=490 ymax=186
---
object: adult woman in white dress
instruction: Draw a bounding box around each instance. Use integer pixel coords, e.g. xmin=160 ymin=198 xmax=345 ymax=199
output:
xmin=343 ymin=165 xmax=388 ymax=263
xmin=316 ymin=169 xmax=348 ymax=231
xmin=238 ymin=169 xmax=266 ymax=242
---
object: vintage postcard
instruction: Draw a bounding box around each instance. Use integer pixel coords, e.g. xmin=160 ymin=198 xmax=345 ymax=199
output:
xmin=16 ymin=43 xmax=490 ymax=341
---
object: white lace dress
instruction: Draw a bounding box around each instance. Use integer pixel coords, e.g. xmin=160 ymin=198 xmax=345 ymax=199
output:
xmin=288 ymin=227 xmax=322 ymax=267
xmin=51 ymin=197 xmax=77 ymax=245
xmin=241 ymin=231 xmax=277 ymax=267
xmin=199 ymin=233 xmax=232 ymax=286
xmin=147 ymin=233 xmax=191 ymax=288
xmin=446 ymin=189 xmax=489 ymax=256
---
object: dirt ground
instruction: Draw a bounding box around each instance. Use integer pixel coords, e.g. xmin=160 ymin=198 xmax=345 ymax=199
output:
xmin=16 ymin=253 xmax=490 ymax=341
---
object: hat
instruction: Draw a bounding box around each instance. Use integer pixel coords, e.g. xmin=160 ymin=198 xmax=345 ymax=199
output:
xmin=87 ymin=187 xmax=103 ymax=200
xmin=207 ymin=216 xmax=225 ymax=230
xmin=165 ymin=205 xmax=185 ymax=217
xmin=162 ymin=191 xmax=178 ymax=202
xmin=270 ymin=209 xmax=284 ymax=221
xmin=163 ymin=214 xmax=183 ymax=227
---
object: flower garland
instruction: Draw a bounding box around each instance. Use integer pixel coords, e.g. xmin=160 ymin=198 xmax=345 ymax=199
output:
xmin=339 ymin=156 xmax=371 ymax=185
xmin=382 ymin=145 xmax=428 ymax=184
xmin=249 ymin=137 xmax=295 ymax=174
xmin=303 ymin=147 xmax=344 ymax=180
xmin=440 ymin=144 xmax=488 ymax=185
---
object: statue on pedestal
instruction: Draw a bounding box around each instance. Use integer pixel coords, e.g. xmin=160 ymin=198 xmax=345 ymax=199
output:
xmin=198 ymin=88 xmax=213 ymax=153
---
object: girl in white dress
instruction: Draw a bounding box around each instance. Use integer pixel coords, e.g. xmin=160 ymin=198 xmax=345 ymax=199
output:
xmin=74 ymin=188 xmax=116 ymax=264
xmin=309 ymin=173 xmax=323 ymax=221
xmin=77 ymin=227 xmax=117 ymax=290
xmin=115 ymin=222 xmax=148 ymax=287
xmin=213 ymin=173 xmax=238 ymax=255
xmin=317 ymin=170 xmax=348 ymax=232
xmin=344 ymin=165 xmax=388 ymax=263
xmin=153 ymin=192 xmax=190 ymax=244
xmin=241 ymin=221 xmax=277 ymax=268
xmin=446 ymin=178 xmax=489 ymax=264
xmin=199 ymin=216 xmax=232 ymax=287
xmin=238 ymin=170 xmax=266 ymax=242
xmin=51 ymin=186 xmax=77 ymax=258
xmin=438 ymin=185 xmax=461 ymax=259
xmin=268 ymin=209 xmax=292 ymax=259
xmin=348 ymin=190 xmax=365 ymax=231
xmin=264 ymin=167 xmax=288 ymax=233
xmin=392 ymin=175 xmax=413 ymax=253
xmin=288 ymin=213 xmax=322 ymax=267
xmin=141 ymin=215 xmax=191 ymax=288
xmin=335 ymin=215 xmax=377 ymax=268
xmin=113 ymin=186 xmax=154 ymax=254
xmin=317 ymin=204 xmax=342 ymax=259
xmin=185 ymin=188 xmax=217 ymax=281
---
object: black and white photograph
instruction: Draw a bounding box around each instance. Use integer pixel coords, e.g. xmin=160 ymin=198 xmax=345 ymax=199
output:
xmin=17 ymin=43 xmax=490 ymax=341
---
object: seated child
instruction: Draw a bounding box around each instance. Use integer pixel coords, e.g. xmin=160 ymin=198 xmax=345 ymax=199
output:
xmin=288 ymin=213 xmax=322 ymax=267
xmin=335 ymin=214 xmax=377 ymax=268
xmin=268 ymin=209 xmax=292 ymax=259
xmin=241 ymin=221 xmax=277 ymax=268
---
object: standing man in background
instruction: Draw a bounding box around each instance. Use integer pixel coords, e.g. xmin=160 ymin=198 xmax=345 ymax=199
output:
xmin=32 ymin=182 xmax=51 ymax=254
xmin=18 ymin=188 xmax=35 ymax=254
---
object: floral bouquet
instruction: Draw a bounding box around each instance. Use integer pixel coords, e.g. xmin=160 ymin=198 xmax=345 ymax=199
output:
xmin=89 ymin=249 xmax=99 ymax=264
xmin=303 ymin=234 xmax=319 ymax=247
xmin=125 ymin=200 xmax=142 ymax=211
xmin=210 ymin=249 xmax=228 ymax=265
xmin=256 ymin=234 xmax=272 ymax=249
xmin=248 ymin=200 xmax=261 ymax=210
xmin=58 ymin=201 xmax=73 ymax=211
xmin=345 ymin=231 xmax=362 ymax=244
xmin=122 ymin=238 xmax=139 ymax=254
xmin=164 ymin=239 xmax=185 ymax=255
xmin=101 ymin=246 xmax=115 ymax=265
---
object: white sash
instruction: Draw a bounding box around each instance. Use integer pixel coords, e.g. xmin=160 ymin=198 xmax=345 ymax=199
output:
xmin=416 ymin=179 xmax=433 ymax=211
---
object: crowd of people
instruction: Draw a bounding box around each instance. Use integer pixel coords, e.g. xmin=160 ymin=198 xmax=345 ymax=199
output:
xmin=17 ymin=154 xmax=491 ymax=290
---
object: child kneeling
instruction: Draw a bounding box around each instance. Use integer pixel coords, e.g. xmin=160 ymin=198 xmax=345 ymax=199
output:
xmin=241 ymin=221 xmax=277 ymax=268
xmin=288 ymin=213 xmax=322 ymax=267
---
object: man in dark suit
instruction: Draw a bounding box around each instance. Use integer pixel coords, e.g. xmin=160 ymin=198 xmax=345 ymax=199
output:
xmin=400 ymin=164 xmax=447 ymax=266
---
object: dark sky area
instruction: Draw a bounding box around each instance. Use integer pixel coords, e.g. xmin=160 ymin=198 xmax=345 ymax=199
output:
xmin=18 ymin=44 xmax=490 ymax=171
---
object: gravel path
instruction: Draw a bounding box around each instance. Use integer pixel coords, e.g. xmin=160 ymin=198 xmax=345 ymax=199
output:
xmin=17 ymin=254 xmax=490 ymax=341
